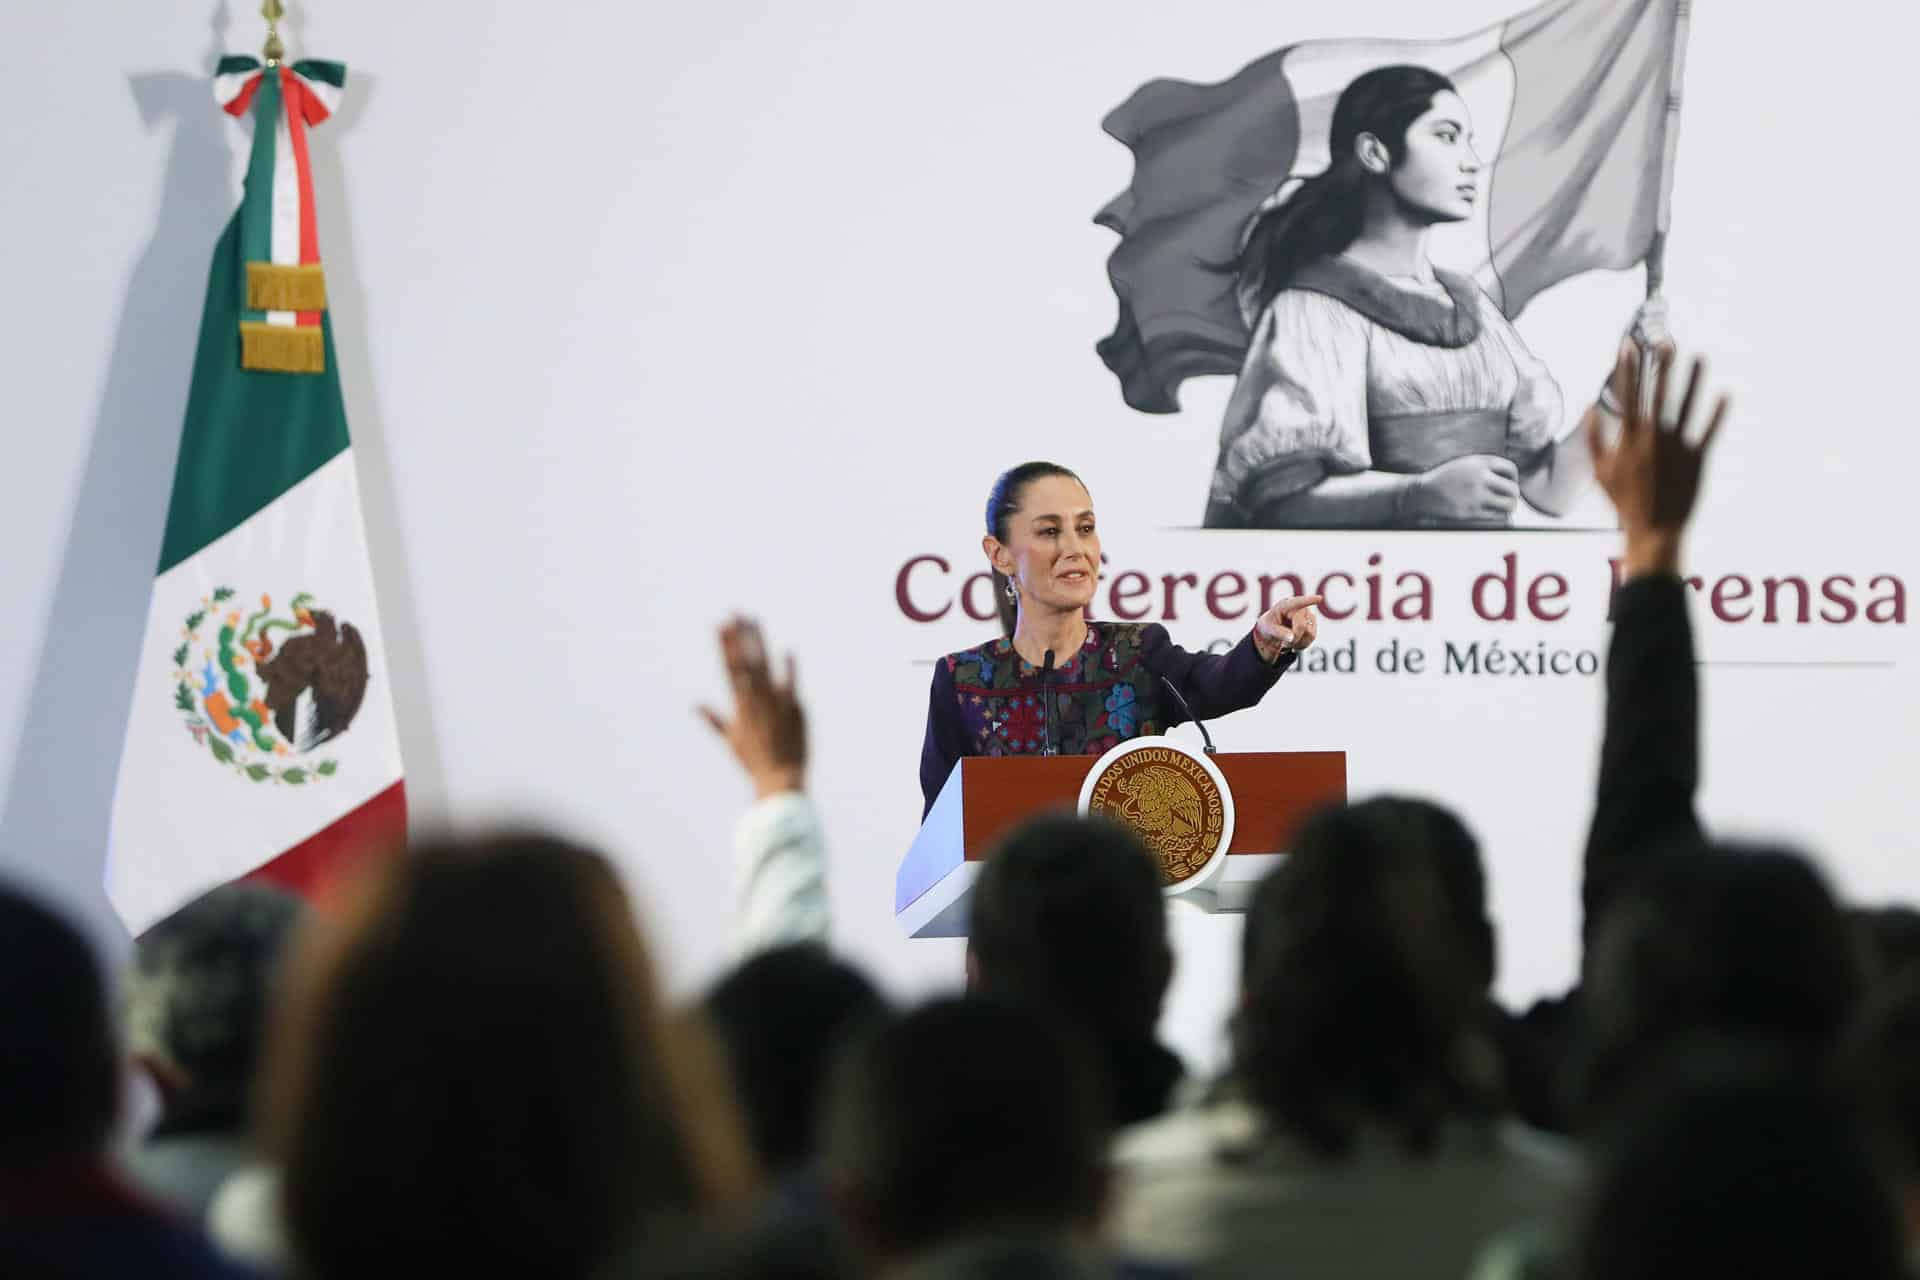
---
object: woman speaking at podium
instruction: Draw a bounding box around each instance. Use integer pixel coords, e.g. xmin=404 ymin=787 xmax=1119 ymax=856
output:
xmin=919 ymin=462 xmax=1322 ymax=814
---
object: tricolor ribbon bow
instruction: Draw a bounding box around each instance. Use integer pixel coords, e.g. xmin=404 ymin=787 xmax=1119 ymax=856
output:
xmin=213 ymin=56 xmax=347 ymax=374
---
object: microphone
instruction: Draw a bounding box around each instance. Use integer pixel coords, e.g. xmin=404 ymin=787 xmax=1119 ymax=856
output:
xmin=1041 ymin=649 xmax=1057 ymax=756
xmin=1159 ymin=676 xmax=1217 ymax=756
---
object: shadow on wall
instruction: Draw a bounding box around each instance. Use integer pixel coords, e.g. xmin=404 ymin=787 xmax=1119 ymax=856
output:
xmin=0 ymin=5 xmax=446 ymax=943
xmin=296 ymin=43 xmax=452 ymax=835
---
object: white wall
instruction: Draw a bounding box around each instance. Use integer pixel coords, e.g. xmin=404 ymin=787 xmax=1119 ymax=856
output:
xmin=5 ymin=0 xmax=1917 ymax=1071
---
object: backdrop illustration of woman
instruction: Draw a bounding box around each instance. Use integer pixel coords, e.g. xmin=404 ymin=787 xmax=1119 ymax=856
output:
xmin=1204 ymin=65 xmax=1630 ymax=530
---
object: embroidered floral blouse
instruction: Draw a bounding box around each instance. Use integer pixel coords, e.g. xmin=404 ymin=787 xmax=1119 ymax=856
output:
xmin=919 ymin=621 xmax=1292 ymax=815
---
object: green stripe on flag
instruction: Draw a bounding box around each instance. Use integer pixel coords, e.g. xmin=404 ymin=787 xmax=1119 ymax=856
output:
xmin=158 ymin=214 xmax=350 ymax=573
xmin=238 ymin=72 xmax=278 ymax=327
xmin=292 ymin=60 xmax=348 ymax=89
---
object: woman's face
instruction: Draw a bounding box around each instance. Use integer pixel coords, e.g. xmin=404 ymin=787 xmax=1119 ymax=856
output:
xmin=1383 ymin=90 xmax=1481 ymax=223
xmin=986 ymin=475 xmax=1101 ymax=619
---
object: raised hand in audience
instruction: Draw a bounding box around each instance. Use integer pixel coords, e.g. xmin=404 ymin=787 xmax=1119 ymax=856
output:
xmin=1576 ymin=339 xmax=1729 ymax=992
xmin=699 ymin=617 xmax=806 ymax=799
xmin=1588 ymin=341 xmax=1730 ymax=579
xmin=701 ymin=618 xmax=830 ymax=954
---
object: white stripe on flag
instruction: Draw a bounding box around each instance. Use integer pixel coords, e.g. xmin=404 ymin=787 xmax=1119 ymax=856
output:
xmin=268 ymin=99 xmax=300 ymax=326
xmin=106 ymin=451 xmax=405 ymax=933
xmin=295 ymin=72 xmax=343 ymax=119
xmin=213 ymin=70 xmax=258 ymax=109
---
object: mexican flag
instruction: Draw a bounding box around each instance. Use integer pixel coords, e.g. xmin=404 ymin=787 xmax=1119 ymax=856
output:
xmin=1097 ymin=0 xmax=1688 ymax=413
xmin=106 ymin=55 xmax=405 ymax=934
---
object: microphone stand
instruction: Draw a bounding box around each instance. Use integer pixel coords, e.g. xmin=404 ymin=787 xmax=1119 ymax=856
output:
xmin=1159 ymin=676 xmax=1217 ymax=755
xmin=1041 ymin=649 xmax=1057 ymax=756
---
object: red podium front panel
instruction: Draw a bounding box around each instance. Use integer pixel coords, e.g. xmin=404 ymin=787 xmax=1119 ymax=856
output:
xmin=897 ymin=750 xmax=1346 ymax=938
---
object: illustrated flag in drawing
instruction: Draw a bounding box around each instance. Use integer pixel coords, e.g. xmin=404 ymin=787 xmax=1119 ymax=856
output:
xmin=107 ymin=54 xmax=405 ymax=933
xmin=1096 ymin=0 xmax=1688 ymax=413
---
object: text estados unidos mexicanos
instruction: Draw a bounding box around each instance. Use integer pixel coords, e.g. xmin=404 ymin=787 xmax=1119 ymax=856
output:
xmin=893 ymin=551 xmax=1908 ymax=627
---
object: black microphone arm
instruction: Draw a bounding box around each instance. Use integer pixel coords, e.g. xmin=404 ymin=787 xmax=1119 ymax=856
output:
xmin=1041 ymin=649 xmax=1057 ymax=756
xmin=1159 ymin=676 xmax=1217 ymax=756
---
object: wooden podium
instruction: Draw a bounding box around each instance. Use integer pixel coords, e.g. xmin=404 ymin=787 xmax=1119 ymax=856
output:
xmin=897 ymin=751 xmax=1347 ymax=938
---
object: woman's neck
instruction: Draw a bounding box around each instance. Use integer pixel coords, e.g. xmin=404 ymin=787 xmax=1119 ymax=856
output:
xmin=1344 ymin=198 xmax=1435 ymax=281
xmin=1011 ymin=609 xmax=1088 ymax=668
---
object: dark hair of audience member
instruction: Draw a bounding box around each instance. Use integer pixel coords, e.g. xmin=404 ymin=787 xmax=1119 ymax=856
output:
xmin=1840 ymin=968 xmax=1920 ymax=1229
xmin=1578 ymin=843 xmax=1862 ymax=1125
xmin=0 ymin=883 xmax=119 ymax=1170
xmin=256 ymin=832 xmax=757 ymax=1278
xmin=704 ymin=942 xmax=886 ymax=1173
xmin=1854 ymin=903 xmax=1920 ymax=985
xmin=130 ymin=880 xmax=303 ymax=1131
xmin=968 ymin=813 xmax=1175 ymax=1123
xmin=1573 ymin=1042 xmax=1907 ymax=1280
xmin=822 ymin=997 xmax=1109 ymax=1264
xmin=1232 ymin=797 xmax=1499 ymax=1159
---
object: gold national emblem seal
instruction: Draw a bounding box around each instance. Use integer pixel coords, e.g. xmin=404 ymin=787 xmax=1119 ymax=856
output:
xmin=1079 ymin=738 xmax=1234 ymax=891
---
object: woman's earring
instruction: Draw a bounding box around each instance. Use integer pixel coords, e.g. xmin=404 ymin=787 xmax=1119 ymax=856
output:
xmin=1003 ymin=577 xmax=1018 ymax=602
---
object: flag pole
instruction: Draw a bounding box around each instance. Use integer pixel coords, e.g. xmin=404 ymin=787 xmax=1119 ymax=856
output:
xmin=1645 ymin=0 xmax=1691 ymax=299
xmin=262 ymin=0 xmax=287 ymax=67
xmin=1635 ymin=0 xmax=1691 ymax=408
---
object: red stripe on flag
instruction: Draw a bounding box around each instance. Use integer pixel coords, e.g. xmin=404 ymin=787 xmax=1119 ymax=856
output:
xmin=245 ymin=780 xmax=408 ymax=905
xmin=224 ymin=73 xmax=265 ymax=119
xmin=280 ymin=66 xmax=324 ymax=327
xmin=292 ymin=74 xmax=335 ymax=126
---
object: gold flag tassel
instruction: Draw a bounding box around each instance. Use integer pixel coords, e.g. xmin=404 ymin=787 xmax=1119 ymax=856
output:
xmin=241 ymin=322 xmax=326 ymax=374
xmin=247 ymin=262 xmax=328 ymax=312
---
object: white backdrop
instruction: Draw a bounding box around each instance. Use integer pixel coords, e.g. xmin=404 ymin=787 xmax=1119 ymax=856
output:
xmin=4 ymin=0 xmax=1917 ymax=1072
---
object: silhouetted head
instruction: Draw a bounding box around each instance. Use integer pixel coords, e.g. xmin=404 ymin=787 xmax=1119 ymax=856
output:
xmin=129 ymin=880 xmax=304 ymax=1132
xmin=1580 ymin=843 xmax=1862 ymax=1125
xmin=968 ymin=814 xmax=1177 ymax=1124
xmin=1853 ymin=903 xmax=1920 ymax=986
xmin=823 ymin=997 xmax=1109 ymax=1267
xmin=0 ymin=882 xmax=119 ymax=1169
xmin=259 ymin=831 xmax=756 ymax=1277
xmin=1233 ymin=796 xmax=1498 ymax=1157
xmin=704 ymin=942 xmax=886 ymax=1173
xmin=1840 ymin=968 xmax=1920 ymax=1231
xmin=1574 ymin=1043 xmax=1905 ymax=1280
xmin=970 ymin=814 xmax=1172 ymax=1040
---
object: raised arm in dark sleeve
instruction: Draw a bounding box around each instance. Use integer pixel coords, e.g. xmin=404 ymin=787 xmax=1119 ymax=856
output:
xmin=1139 ymin=624 xmax=1294 ymax=725
xmin=920 ymin=661 xmax=969 ymax=818
xmin=1580 ymin=573 xmax=1706 ymax=954
xmin=1501 ymin=576 xmax=1703 ymax=1133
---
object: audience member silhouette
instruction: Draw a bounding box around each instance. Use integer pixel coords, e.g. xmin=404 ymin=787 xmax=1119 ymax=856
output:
xmin=1841 ymin=968 xmax=1920 ymax=1250
xmin=823 ymin=997 xmax=1112 ymax=1278
xmin=704 ymin=943 xmax=888 ymax=1280
xmin=124 ymin=880 xmax=304 ymax=1219
xmin=707 ymin=943 xmax=887 ymax=1175
xmin=1112 ymin=797 xmax=1573 ymax=1277
xmin=1578 ymin=844 xmax=1862 ymax=1125
xmin=252 ymin=832 xmax=757 ymax=1279
xmin=0 ymin=881 xmax=259 ymax=1278
xmin=969 ymin=814 xmax=1182 ymax=1126
xmin=1573 ymin=1045 xmax=1906 ymax=1280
